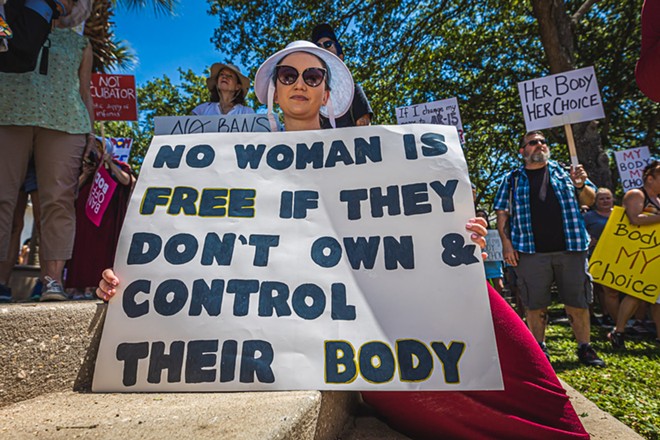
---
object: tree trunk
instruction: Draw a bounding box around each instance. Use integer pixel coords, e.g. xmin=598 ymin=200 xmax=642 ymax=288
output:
xmin=530 ymin=0 xmax=613 ymax=189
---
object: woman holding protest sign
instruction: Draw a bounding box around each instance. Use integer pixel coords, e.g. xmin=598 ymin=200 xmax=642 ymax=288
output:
xmin=66 ymin=137 xmax=133 ymax=299
xmin=192 ymin=63 xmax=255 ymax=116
xmin=608 ymin=161 xmax=660 ymax=349
xmin=583 ymin=188 xmax=621 ymax=325
xmin=0 ymin=0 xmax=94 ymax=302
xmin=97 ymin=41 xmax=587 ymax=439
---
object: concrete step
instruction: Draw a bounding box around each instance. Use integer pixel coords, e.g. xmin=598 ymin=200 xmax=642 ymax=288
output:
xmin=0 ymin=302 xmax=399 ymax=439
xmin=0 ymin=390 xmax=398 ymax=440
xmin=0 ymin=302 xmax=643 ymax=440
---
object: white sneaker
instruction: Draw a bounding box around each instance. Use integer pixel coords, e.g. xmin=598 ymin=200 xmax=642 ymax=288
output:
xmin=40 ymin=276 xmax=68 ymax=301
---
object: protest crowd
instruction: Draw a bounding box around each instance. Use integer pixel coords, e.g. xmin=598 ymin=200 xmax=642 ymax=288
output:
xmin=1 ymin=0 xmax=659 ymax=439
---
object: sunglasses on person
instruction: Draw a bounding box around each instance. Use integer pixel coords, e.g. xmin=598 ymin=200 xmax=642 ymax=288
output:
xmin=316 ymin=40 xmax=335 ymax=50
xmin=275 ymin=65 xmax=327 ymax=87
xmin=525 ymin=139 xmax=547 ymax=147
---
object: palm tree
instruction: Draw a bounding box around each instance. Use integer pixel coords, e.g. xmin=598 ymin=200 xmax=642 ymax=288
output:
xmin=84 ymin=0 xmax=178 ymax=72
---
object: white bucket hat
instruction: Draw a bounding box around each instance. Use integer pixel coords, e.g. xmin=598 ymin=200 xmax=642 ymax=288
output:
xmin=254 ymin=40 xmax=354 ymax=131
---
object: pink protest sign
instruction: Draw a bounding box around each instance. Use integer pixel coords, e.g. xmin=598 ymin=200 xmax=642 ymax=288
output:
xmin=85 ymin=166 xmax=117 ymax=227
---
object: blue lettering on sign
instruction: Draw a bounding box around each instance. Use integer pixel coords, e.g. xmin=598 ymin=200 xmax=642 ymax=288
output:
xmin=310 ymin=236 xmax=415 ymax=270
xmin=140 ymin=187 xmax=256 ymax=217
xmin=324 ymin=340 xmax=465 ymax=384
xmin=234 ymin=137 xmax=382 ymax=170
xmin=153 ymin=144 xmax=215 ymax=168
xmin=116 ymin=339 xmax=275 ymax=386
xmin=126 ymin=232 xmax=278 ymax=267
xmin=120 ymin=279 xmax=356 ymax=321
xmin=339 ymin=181 xmax=458 ymax=220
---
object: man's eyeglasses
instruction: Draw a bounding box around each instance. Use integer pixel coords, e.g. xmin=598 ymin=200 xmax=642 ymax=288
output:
xmin=275 ymin=65 xmax=327 ymax=88
xmin=316 ymin=40 xmax=335 ymax=50
xmin=526 ymin=139 xmax=547 ymax=147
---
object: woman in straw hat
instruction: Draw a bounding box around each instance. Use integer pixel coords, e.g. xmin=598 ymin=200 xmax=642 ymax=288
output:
xmin=97 ymin=41 xmax=587 ymax=439
xmin=0 ymin=0 xmax=94 ymax=302
xmin=192 ymin=63 xmax=254 ymax=116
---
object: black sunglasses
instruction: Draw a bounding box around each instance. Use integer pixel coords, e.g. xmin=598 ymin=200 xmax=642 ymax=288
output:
xmin=275 ymin=65 xmax=327 ymax=88
xmin=526 ymin=139 xmax=547 ymax=147
xmin=316 ymin=41 xmax=335 ymax=49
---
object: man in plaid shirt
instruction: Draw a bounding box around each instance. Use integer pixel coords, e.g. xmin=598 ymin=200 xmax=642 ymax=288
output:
xmin=494 ymin=130 xmax=605 ymax=368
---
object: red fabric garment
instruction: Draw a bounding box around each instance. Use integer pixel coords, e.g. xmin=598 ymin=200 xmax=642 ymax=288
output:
xmin=636 ymin=0 xmax=660 ymax=102
xmin=65 ymin=161 xmax=132 ymax=289
xmin=362 ymin=284 xmax=589 ymax=440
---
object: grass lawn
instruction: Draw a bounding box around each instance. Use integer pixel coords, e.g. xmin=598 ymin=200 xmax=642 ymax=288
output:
xmin=543 ymin=308 xmax=660 ymax=440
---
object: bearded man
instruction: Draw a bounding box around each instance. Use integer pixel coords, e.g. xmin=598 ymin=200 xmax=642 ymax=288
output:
xmin=494 ymin=131 xmax=605 ymax=368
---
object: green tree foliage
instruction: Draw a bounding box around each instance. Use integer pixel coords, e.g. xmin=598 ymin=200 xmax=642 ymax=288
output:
xmin=207 ymin=0 xmax=657 ymax=208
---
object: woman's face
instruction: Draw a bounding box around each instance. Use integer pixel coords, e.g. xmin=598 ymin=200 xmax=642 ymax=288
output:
xmin=595 ymin=190 xmax=613 ymax=211
xmin=274 ymin=52 xmax=329 ymax=124
xmin=216 ymin=68 xmax=240 ymax=94
xmin=646 ymin=167 xmax=660 ymax=193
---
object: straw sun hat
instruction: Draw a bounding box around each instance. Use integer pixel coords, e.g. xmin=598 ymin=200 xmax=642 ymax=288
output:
xmin=206 ymin=63 xmax=250 ymax=97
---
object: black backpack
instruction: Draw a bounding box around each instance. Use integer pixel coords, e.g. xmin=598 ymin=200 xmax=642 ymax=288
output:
xmin=0 ymin=0 xmax=61 ymax=74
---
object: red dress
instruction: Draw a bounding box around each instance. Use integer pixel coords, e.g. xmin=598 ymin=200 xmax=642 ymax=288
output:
xmin=361 ymin=284 xmax=589 ymax=440
xmin=65 ymin=162 xmax=132 ymax=289
xmin=636 ymin=0 xmax=660 ymax=102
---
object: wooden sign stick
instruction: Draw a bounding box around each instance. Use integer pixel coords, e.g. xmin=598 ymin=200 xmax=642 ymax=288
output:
xmin=564 ymin=123 xmax=582 ymax=184
xmin=564 ymin=123 xmax=579 ymax=168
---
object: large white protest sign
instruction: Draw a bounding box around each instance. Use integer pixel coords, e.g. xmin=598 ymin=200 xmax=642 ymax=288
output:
xmin=154 ymin=114 xmax=275 ymax=136
xmin=395 ymin=98 xmax=465 ymax=145
xmin=485 ymin=231 xmax=503 ymax=262
xmin=518 ymin=66 xmax=605 ymax=132
xmin=93 ymin=124 xmax=502 ymax=393
xmin=614 ymin=146 xmax=652 ymax=192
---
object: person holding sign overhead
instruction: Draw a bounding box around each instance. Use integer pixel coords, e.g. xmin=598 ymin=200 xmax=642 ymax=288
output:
xmin=608 ymin=161 xmax=660 ymax=349
xmin=97 ymin=42 xmax=588 ymax=439
xmin=192 ymin=63 xmax=255 ymax=116
xmin=494 ymin=131 xmax=604 ymax=368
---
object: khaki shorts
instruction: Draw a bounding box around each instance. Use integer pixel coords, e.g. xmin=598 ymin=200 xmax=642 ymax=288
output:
xmin=515 ymin=251 xmax=592 ymax=310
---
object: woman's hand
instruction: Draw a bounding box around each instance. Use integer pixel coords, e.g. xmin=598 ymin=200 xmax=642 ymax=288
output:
xmin=466 ymin=216 xmax=488 ymax=259
xmin=83 ymin=134 xmax=96 ymax=159
xmin=96 ymin=268 xmax=119 ymax=301
xmin=81 ymin=159 xmax=96 ymax=175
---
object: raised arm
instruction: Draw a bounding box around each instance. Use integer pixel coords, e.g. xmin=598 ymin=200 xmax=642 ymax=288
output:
xmin=623 ymin=188 xmax=660 ymax=225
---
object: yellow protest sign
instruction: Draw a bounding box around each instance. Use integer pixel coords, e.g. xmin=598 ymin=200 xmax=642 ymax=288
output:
xmin=589 ymin=206 xmax=660 ymax=303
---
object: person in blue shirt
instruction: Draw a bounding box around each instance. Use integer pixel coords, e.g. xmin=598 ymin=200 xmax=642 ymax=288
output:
xmin=494 ymin=130 xmax=604 ymax=367
xmin=475 ymin=209 xmax=505 ymax=295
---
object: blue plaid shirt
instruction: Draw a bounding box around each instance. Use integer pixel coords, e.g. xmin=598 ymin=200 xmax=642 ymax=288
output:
xmin=493 ymin=161 xmax=594 ymax=253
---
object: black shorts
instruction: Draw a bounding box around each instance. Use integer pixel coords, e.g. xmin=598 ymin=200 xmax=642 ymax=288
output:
xmin=515 ymin=251 xmax=592 ymax=310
